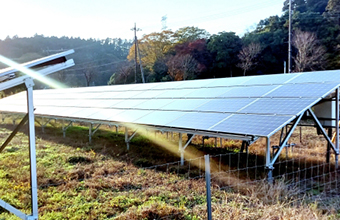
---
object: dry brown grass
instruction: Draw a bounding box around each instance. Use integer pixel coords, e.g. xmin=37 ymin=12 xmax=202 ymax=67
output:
xmin=0 ymin=117 xmax=339 ymax=219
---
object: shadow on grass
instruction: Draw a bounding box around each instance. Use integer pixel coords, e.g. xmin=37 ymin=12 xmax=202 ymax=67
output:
xmin=1 ymin=121 xmax=339 ymax=196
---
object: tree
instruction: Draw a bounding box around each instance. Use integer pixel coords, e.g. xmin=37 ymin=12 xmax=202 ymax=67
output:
xmin=108 ymin=61 xmax=134 ymax=85
xmin=237 ymin=43 xmax=261 ymax=76
xmin=323 ymin=0 xmax=340 ymax=25
xmin=127 ymin=28 xmax=210 ymax=81
xmin=127 ymin=30 xmax=175 ymax=73
xmin=173 ymin=39 xmax=212 ymax=78
xmin=173 ymin=26 xmax=210 ymax=44
xmin=207 ymin=32 xmax=242 ymax=77
xmin=166 ymin=54 xmax=198 ymax=81
xmin=292 ymin=29 xmax=327 ymax=72
xmin=282 ymin=0 xmax=328 ymax=14
xmin=82 ymin=64 xmax=95 ymax=86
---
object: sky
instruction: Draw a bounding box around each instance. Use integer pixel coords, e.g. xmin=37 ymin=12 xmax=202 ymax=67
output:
xmin=1 ymin=0 xmax=284 ymax=41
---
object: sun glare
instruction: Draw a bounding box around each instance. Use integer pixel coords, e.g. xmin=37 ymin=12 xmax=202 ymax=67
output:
xmin=0 ymin=54 xmax=66 ymax=89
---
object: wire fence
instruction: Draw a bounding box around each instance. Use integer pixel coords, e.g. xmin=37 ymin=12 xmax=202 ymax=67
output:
xmin=142 ymin=150 xmax=339 ymax=196
xmin=1 ymin=147 xmax=339 ymax=219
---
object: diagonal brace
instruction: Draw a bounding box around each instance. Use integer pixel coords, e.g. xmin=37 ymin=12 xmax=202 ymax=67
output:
xmin=183 ymin=134 xmax=195 ymax=151
xmin=308 ymin=108 xmax=339 ymax=155
xmin=269 ymin=113 xmax=304 ymax=167
xmin=62 ymin=121 xmax=73 ymax=138
xmin=41 ymin=118 xmax=53 ymax=133
xmin=89 ymin=123 xmax=102 ymax=144
xmin=0 ymin=114 xmax=28 ymax=153
xmin=125 ymin=128 xmax=137 ymax=150
xmin=0 ymin=199 xmax=27 ymax=220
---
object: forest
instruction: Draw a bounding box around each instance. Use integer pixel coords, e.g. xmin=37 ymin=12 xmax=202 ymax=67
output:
xmin=0 ymin=0 xmax=339 ymax=88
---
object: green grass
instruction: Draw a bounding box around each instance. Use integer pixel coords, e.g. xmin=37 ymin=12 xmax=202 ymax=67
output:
xmin=0 ymin=122 xmax=339 ymax=219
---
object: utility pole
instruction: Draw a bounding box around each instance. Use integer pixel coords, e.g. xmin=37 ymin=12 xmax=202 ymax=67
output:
xmin=288 ymin=0 xmax=292 ymax=73
xmin=131 ymin=23 xmax=145 ymax=83
xmin=132 ymin=23 xmax=139 ymax=83
xmin=136 ymin=40 xmax=145 ymax=83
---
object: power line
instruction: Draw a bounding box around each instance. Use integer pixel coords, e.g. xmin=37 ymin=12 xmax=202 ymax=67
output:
xmin=140 ymin=0 xmax=281 ymax=32
xmin=64 ymin=60 xmax=126 ymax=72
xmin=131 ymin=23 xmax=145 ymax=83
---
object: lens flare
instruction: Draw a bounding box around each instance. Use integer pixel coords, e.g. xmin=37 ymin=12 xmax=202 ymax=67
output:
xmin=125 ymin=123 xmax=211 ymax=169
xmin=0 ymin=54 xmax=66 ymax=89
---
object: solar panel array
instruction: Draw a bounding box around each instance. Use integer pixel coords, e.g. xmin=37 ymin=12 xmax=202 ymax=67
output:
xmin=0 ymin=70 xmax=340 ymax=137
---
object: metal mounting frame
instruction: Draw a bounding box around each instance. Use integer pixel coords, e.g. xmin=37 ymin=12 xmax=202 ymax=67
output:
xmin=89 ymin=123 xmax=102 ymax=144
xmin=0 ymin=50 xmax=74 ymax=219
xmin=62 ymin=120 xmax=73 ymax=138
xmin=265 ymin=92 xmax=340 ymax=181
xmin=178 ymin=133 xmax=196 ymax=165
xmin=125 ymin=127 xmax=138 ymax=150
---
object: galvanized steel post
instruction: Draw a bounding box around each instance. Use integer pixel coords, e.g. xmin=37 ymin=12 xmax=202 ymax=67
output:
xmin=25 ymin=79 xmax=38 ymax=219
xmin=125 ymin=127 xmax=129 ymax=150
xmin=204 ymin=155 xmax=212 ymax=220
xmin=179 ymin=133 xmax=184 ymax=165
xmin=266 ymin=137 xmax=274 ymax=183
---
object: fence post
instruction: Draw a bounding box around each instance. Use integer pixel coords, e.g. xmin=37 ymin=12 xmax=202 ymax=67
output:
xmin=205 ymin=154 xmax=212 ymax=220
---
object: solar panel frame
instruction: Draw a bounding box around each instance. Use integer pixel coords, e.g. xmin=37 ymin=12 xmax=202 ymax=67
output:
xmin=1 ymin=69 xmax=340 ymax=139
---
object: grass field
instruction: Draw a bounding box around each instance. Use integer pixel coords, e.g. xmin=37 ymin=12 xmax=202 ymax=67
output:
xmin=0 ymin=117 xmax=339 ymax=219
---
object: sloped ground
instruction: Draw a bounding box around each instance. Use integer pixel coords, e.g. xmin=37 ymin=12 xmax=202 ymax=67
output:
xmin=0 ymin=120 xmax=339 ymax=219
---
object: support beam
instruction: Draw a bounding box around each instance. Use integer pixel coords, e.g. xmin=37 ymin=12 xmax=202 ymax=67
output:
xmin=265 ymin=137 xmax=274 ymax=183
xmin=124 ymin=127 xmax=137 ymax=150
xmin=25 ymin=78 xmax=38 ymax=219
xmin=327 ymin=128 xmax=332 ymax=163
xmin=183 ymin=134 xmax=195 ymax=150
xmin=0 ymin=199 xmax=26 ymax=220
xmin=0 ymin=114 xmax=28 ymax=153
xmin=270 ymin=113 xmax=304 ymax=167
xmin=179 ymin=133 xmax=184 ymax=165
xmin=204 ymin=155 xmax=212 ymax=220
xmin=62 ymin=120 xmax=73 ymax=138
xmin=89 ymin=123 xmax=101 ymax=144
xmin=266 ymin=137 xmax=273 ymax=183
xmin=178 ymin=134 xmax=195 ymax=166
xmin=309 ymin=108 xmax=339 ymax=154
xmin=41 ymin=118 xmax=52 ymax=133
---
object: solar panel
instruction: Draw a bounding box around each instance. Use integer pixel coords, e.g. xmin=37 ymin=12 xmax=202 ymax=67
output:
xmin=265 ymin=83 xmax=340 ymax=98
xmin=241 ymin=73 xmax=297 ymax=86
xmin=289 ymin=70 xmax=340 ymax=84
xmin=134 ymin=99 xmax=174 ymax=110
xmin=184 ymin=87 xmax=232 ymax=98
xmin=238 ymin=98 xmax=318 ymax=115
xmin=166 ymin=112 xmax=231 ymax=130
xmin=82 ymin=108 xmax=124 ymax=120
xmin=161 ymin=99 xmax=209 ymax=111
xmin=196 ymin=99 xmax=256 ymax=112
xmin=110 ymin=109 xmax=151 ymax=123
xmin=134 ymin=110 xmax=186 ymax=126
xmin=210 ymin=114 xmax=295 ymax=137
xmin=219 ymin=85 xmax=277 ymax=98
xmin=0 ymin=69 xmax=339 ymax=138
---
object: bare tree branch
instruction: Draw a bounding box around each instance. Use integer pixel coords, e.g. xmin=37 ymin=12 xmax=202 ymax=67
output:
xmin=292 ymin=29 xmax=327 ymax=72
xmin=237 ymin=43 xmax=261 ymax=76
xmin=166 ymin=54 xmax=198 ymax=81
